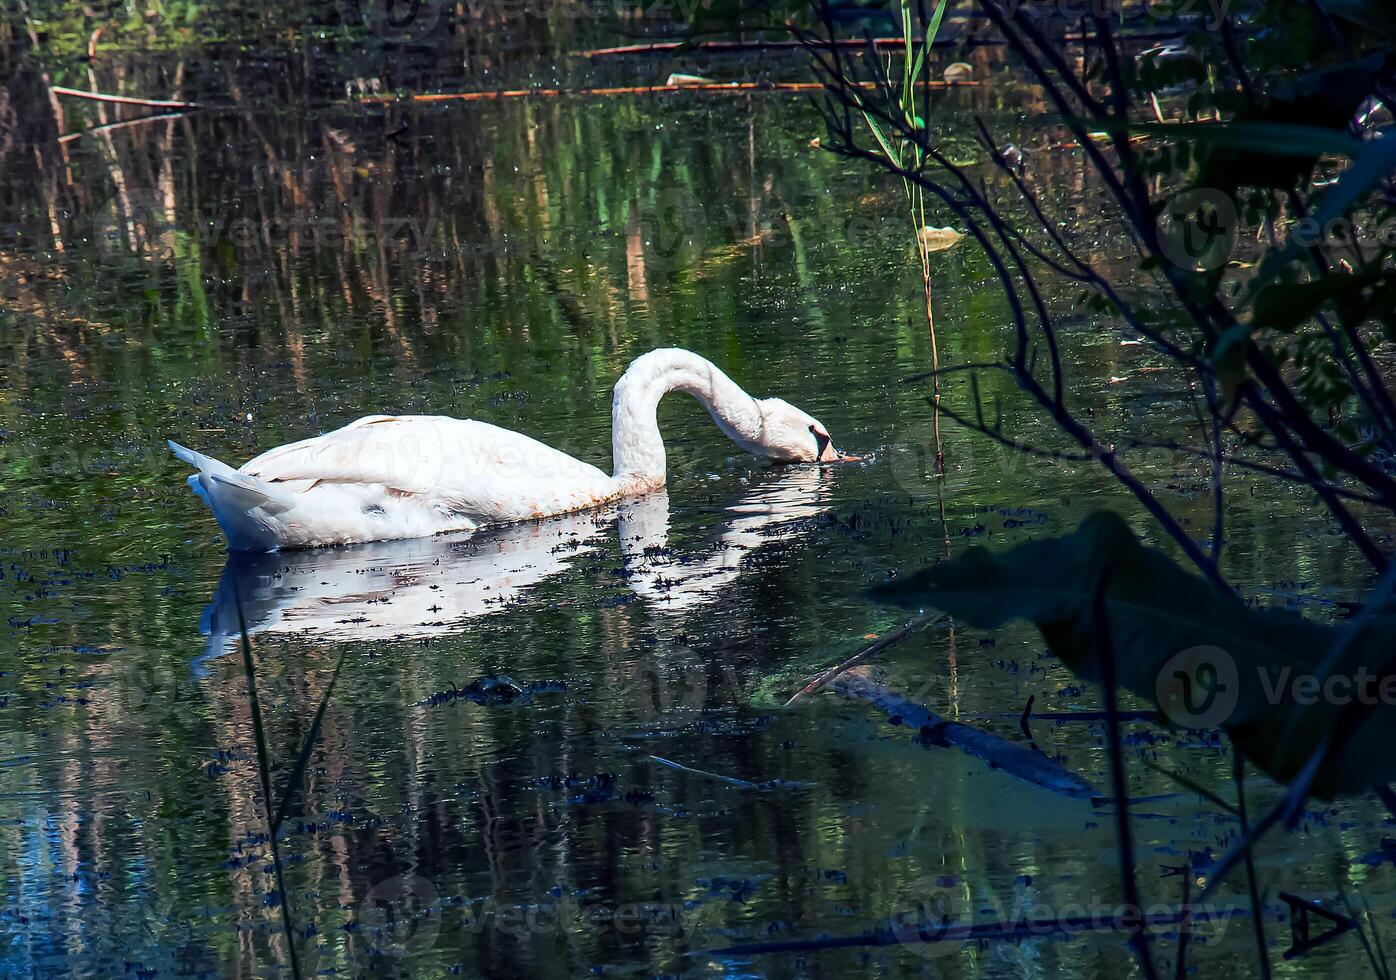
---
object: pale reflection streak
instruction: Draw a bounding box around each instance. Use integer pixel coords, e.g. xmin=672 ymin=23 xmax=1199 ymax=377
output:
xmin=196 ymin=468 xmax=832 ymax=668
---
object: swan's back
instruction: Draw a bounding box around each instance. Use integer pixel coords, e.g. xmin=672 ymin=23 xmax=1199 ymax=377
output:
xmin=201 ymin=415 xmax=618 ymax=549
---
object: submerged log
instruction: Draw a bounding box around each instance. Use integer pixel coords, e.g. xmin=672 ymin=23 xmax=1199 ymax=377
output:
xmin=831 ymin=666 xmax=1099 ymax=800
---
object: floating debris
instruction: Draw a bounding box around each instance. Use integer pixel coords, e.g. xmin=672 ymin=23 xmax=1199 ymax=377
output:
xmin=419 ymin=675 xmax=566 ymax=707
xmin=943 ymin=61 xmax=974 ymax=83
xmin=918 ymin=226 xmax=965 ymax=252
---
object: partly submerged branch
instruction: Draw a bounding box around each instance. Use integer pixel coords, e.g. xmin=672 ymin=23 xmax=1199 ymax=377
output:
xmin=830 ymin=666 xmax=1099 ymax=800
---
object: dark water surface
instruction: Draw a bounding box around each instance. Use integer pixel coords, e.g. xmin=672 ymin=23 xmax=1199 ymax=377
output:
xmin=0 ymin=33 xmax=1386 ymax=979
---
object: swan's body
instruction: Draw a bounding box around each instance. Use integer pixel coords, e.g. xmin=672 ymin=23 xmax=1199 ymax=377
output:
xmin=171 ymin=348 xmax=839 ymax=551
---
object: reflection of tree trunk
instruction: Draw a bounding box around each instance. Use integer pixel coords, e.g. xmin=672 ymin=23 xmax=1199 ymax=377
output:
xmin=32 ymin=146 xmax=64 ymax=252
xmin=481 ymin=158 xmax=503 ymax=240
xmin=336 ymin=253 xmax=354 ymax=309
xmin=86 ymin=42 xmax=148 ymax=259
xmin=370 ymin=133 xmax=416 ymax=365
xmin=285 ymin=266 xmax=308 ymax=392
xmin=18 ymin=2 xmax=70 ymax=168
xmin=156 ymin=74 xmax=182 ymax=259
xmin=40 ymin=322 xmax=91 ymax=382
xmin=625 ymin=194 xmax=649 ymax=306
xmin=525 ymin=238 xmax=588 ymax=334
xmin=746 ymin=94 xmax=760 ymax=277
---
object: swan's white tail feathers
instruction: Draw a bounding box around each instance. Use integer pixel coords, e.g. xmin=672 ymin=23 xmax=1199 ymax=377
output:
xmin=168 ymin=439 xmax=234 ymax=476
xmin=208 ymin=472 xmax=292 ymax=516
xmin=169 ymin=440 xmax=292 ymax=550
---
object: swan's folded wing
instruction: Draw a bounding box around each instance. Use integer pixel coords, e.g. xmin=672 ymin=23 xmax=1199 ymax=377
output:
xmin=239 ymin=415 xmax=618 ymax=521
xmin=241 ymin=416 xmax=436 ymax=488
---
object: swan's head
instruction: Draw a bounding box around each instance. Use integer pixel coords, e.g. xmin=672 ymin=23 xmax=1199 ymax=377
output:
xmin=751 ymin=398 xmax=841 ymax=463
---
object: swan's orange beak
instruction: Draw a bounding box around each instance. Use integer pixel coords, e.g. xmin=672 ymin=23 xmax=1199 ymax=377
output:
xmin=818 ymin=440 xmax=841 ymax=463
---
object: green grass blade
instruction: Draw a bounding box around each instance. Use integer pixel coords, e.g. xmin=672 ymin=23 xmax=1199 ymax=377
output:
xmin=908 ymin=44 xmax=926 ymax=90
xmin=862 ymin=109 xmax=901 ymax=167
xmin=925 ymin=0 xmax=950 ymax=50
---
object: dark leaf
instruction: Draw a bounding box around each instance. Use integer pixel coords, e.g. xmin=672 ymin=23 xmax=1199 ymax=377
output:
xmin=872 ymin=512 xmax=1396 ymax=798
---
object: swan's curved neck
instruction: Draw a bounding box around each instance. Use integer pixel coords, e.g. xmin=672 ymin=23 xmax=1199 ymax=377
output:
xmin=610 ymin=349 xmax=762 ymax=493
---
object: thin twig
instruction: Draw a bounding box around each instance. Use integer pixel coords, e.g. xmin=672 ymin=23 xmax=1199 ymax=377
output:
xmin=1175 ymin=870 xmax=1191 ymax=980
xmin=648 ymin=755 xmax=810 ymax=790
xmin=902 ymin=361 xmax=1015 ymax=384
xmin=1093 ymin=572 xmax=1160 ymax=980
xmin=271 ymin=649 xmax=348 ymax=835
xmin=57 ymin=111 xmax=190 ymax=144
xmin=51 ymin=85 xmax=201 ymax=109
xmin=1141 ymin=760 xmax=1240 ymax=817
xmin=784 ymin=611 xmax=945 ymax=706
xmin=232 ymin=590 xmax=303 ymax=980
xmin=1125 ymin=438 xmax=1384 ymax=506
xmin=1234 ymin=748 xmax=1272 ymax=980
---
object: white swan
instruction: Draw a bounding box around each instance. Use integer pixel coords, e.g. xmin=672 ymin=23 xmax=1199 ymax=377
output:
xmin=169 ymin=348 xmax=841 ymax=551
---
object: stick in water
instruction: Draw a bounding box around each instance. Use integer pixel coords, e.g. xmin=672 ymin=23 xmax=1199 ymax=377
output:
xmin=58 ymin=111 xmax=190 ymax=144
xmin=784 ymin=611 xmax=946 ymax=706
xmin=648 ymin=755 xmax=811 ymax=790
xmin=51 ymin=86 xmax=202 ymax=109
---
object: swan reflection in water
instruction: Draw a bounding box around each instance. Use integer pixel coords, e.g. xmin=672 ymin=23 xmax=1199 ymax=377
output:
xmin=196 ymin=468 xmax=832 ymax=670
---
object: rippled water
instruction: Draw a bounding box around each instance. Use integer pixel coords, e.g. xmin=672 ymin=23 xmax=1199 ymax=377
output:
xmin=0 ymin=30 xmax=1386 ymax=979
